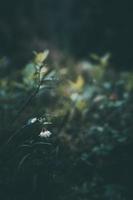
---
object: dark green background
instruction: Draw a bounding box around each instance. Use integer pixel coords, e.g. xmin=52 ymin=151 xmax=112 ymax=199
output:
xmin=0 ymin=0 xmax=133 ymax=68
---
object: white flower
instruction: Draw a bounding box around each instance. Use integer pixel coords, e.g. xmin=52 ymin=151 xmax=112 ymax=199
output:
xmin=30 ymin=117 xmax=37 ymax=123
xmin=39 ymin=129 xmax=52 ymax=138
xmin=28 ymin=117 xmax=37 ymax=125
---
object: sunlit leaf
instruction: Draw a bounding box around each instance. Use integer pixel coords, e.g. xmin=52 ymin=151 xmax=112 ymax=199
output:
xmin=34 ymin=49 xmax=49 ymax=64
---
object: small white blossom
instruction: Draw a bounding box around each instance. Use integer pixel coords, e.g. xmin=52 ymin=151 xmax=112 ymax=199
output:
xmin=39 ymin=129 xmax=52 ymax=138
xmin=31 ymin=117 xmax=37 ymax=123
xmin=28 ymin=117 xmax=37 ymax=125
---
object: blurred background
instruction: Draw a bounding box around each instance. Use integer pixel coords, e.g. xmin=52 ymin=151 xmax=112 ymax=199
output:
xmin=0 ymin=1 xmax=133 ymax=200
xmin=0 ymin=0 xmax=133 ymax=69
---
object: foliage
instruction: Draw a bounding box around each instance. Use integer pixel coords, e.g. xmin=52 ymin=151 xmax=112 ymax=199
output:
xmin=0 ymin=51 xmax=133 ymax=200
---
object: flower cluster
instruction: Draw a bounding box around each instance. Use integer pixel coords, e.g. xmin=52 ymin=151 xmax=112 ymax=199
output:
xmin=28 ymin=116 xmax=52 ymax=138
xmin=39 ymin=128 xmax=52 ymax=138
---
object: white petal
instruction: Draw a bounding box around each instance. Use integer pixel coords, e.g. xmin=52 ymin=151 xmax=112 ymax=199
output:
xmin=39 ymin=130 xmax=52 ymax=138
xmin=31 ymin=118 xmax=37 ymax=123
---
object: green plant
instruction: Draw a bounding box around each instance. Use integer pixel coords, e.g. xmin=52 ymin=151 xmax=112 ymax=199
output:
xmin=0 ymin=52 xmax=133 ymax=200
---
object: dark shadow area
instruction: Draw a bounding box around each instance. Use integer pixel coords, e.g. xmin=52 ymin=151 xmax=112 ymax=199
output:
xmin=0 ymin=0 xmax=133 ymax=69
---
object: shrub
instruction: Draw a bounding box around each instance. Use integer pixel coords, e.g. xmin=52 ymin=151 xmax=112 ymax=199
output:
xmin=0 ymin=51 xmax=133 ymax=199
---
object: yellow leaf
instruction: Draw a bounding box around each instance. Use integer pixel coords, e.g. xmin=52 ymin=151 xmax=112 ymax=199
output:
xmin=34 ymin=50 xmax=49 ymax=64
xmin=70 ymin=75 xmax=85 ymax=91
